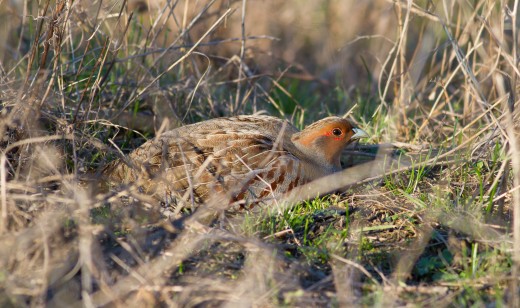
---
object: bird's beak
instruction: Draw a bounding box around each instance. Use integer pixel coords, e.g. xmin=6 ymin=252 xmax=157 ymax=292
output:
xmin=351 ymin=128 xmax=369 ymax=140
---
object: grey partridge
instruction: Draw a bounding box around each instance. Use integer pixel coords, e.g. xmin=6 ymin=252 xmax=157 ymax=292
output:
xmin=103 ymin=115 xmax=368 ymax=211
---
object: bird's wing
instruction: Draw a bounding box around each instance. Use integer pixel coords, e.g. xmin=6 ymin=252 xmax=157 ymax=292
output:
xmin=104 ymin=123 xmax=303 ymax=207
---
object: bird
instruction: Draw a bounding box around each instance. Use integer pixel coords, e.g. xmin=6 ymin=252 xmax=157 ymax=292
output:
xmin=102 ymin=115 xmax=369 ymax=212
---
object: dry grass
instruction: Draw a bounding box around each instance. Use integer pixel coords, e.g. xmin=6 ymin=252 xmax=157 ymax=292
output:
xmin=1 ymin=0 xmax=520 ymax=306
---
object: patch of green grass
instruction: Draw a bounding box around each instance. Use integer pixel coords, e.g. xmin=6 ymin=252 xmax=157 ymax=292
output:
xmin=383 ymin=150 xmax=433 ymax=195
xmin=241 ymin=196 xmax=350 ymax=267
xmin=413 ymin=247 xmax=454 ymax=281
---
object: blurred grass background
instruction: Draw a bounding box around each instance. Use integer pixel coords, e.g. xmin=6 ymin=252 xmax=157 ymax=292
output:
xmin=1 ymin=0 xmax=520 ymax=306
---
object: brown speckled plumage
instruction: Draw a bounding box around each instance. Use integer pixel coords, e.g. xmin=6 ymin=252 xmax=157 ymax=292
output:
xmin=103 ymin=115 xmax=368 ymax=211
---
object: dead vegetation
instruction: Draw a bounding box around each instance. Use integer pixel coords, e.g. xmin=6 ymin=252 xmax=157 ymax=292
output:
xmin=1 ymin=0 xmax=520 ymax=306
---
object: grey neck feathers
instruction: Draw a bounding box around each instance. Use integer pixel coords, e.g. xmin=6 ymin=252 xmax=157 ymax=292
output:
xmin=291 ymin=136 xmax=340 ymax=178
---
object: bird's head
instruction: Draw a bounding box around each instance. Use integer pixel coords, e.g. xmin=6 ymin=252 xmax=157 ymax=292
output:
xmin=291 ymin=117 xmax=369 ymax=170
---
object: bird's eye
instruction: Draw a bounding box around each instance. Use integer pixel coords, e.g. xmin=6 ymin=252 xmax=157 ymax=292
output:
xmin=332 ymin=128 xmax=342 ymax=136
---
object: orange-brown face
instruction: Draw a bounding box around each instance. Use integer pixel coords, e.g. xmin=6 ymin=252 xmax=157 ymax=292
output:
xmin=320 ymin=121 xmax=355 ymax=142
xmin=313 ymin=120 xmax=358 ymax=163
xmin=292 ymin=117 xmax=368 ymax=168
